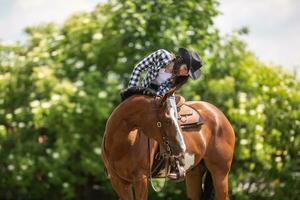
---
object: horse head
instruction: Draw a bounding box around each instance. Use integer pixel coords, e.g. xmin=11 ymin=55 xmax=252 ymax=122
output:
xmin=119 ymin=86 xmax=186 ymax=157
xmin=155 ymin=87 xmax=186 ymax=157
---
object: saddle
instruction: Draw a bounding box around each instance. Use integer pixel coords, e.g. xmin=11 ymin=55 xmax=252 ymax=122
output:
xmin=150 ymin=96 xmax=204 ymax=179
xmin=175 ymin=96 xmax=204 ymax=129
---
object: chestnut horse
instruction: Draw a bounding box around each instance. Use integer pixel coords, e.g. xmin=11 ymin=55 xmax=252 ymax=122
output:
xmin=101 ymin=87 xmax=235 ymax=200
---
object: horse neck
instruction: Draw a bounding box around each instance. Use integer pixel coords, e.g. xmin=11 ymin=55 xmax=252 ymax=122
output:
xmin=104 ymin=96 xmax=153 ymax=160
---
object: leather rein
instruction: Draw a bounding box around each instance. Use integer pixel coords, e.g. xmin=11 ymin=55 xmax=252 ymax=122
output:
xmin=148 ymin=96 xmax=182 ymax=191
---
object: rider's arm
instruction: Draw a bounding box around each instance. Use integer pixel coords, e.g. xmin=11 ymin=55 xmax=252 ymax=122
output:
xmin=157 ymin=79 xmax=173 ymax=95
xmin=128 ymin=49 xmax=173 ymax=87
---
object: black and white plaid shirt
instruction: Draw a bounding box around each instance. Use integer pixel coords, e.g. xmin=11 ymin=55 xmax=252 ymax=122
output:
xmin=128 ymin=49 xmax=174 ymax=95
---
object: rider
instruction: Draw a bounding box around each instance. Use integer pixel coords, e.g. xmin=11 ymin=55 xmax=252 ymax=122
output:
xmin=127 ymin=48 xmax=203 ymax=180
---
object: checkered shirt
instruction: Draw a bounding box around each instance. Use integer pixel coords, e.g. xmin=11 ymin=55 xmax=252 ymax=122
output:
xmin=128 ymin=49 xmax=174 ymax=95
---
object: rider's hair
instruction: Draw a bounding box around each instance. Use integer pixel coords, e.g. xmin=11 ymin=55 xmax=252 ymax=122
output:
xmin=173 ymin=56 xmax=186 ymax=74
xmin=172 ymin=55 xmax=189 ymax=89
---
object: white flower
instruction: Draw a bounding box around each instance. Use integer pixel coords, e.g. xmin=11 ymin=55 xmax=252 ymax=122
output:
xmin=74 ymin=80 xmax=84 ymax=87
xmin=239 ymin=108 xmax=246 ymax=115
xmin=28 ymin=160 xmax=34 ymax=166
xmin=30 ymin=100 xmax=40 ymax=108
xmin=289 ymin=130 xmax=295 ymax=135
xmin=55 ymin=35 xmax=65 ymax=41
xmin=76 ymin=107 xmax=82 ymax=114
xmin=16 ymin=175 xmax=22 ymax=181
xmin=46 ymin=148 xmax=52 ymax=154
xmin=9 ymin=154 xmax=14 ymax=159
xmin=41 ymin=102 xmax=51 ymax=109
xmin=11 ymin=122 xmax=17 ymax=127
xmin=33 ymin=57 xmax=39 ymax=62
xmin=51 ymin=94 xmax=61 ymax=101
xmin=74 ymin=134 xmax=80 ymax=139
xmin=93 ymin=185 xmax=100 ymax=190
xmin=15 ymin=108 xmax=22 ymax=115
xmin=6 ymin=113 xmax=13 ymax=120
xmin=93 ymin=33 xmax=103 ymax=40
xmin=8 ymin=165 xmax=15 ymax=171
xmin=66 ymin=58 xmax=75 ymax=65
xmin=48 ymin=172 xmax=53 ymax=178
xmin=249 ymin=110 xmax=256 ymax=116
xmin=51 ymin=51 xmax=58 ymax=56
xmin=63 ymin=182 xmax=69 ymax=188
xmin=98 ymin=91 xmax=107 ymax=98
xmin=82 ymin=18 xmax=90 ymax=24
xmin=255 ymin=143 xmax=263 ymax=150
xmin=240 ymin=128 xmax=247 ymax=134
xmin=256 ymin=104 xmax=265 ymax=113
xmin=94 ymin=148 xmax=101 ymax=155
xmin=75 ymin=61 xmax=84 ymax=69
xmin=52 ymin=152 xmax=60 ymax=159
xmin=79 ymin=91 xmax=86 ymax=97
xmin=255 ymin=125 xmax=263 ymax=132
xmin=89 ymin=65 xmax=97 ymax=71
xmin=275 ymin=157 xmax=282 ymax=162
xmin=21 ymin=165 xmax=28 ymax=171
xmin=270 ymin=98 xmax=276 ymax=104
xmin=0 ymin=125 xmax=5 ymax=134
xmin=135 ymin=43 xmax=142 ymax=50
xmin=240 ymin=139 xmax=248 ymax=145
xmin=239 ymin=92 xmax=247 ymax=103
xmin=18 ymin=122 xmax=25 ymax=128
xmin=119 ymin=57 xmax=127 ymax=63
xmin=262 ymin=85 xmax=269 ymax=92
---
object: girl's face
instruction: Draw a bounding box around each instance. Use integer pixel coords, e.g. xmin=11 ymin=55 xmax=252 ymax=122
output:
xmin=177 ymin=64 xmax=188 ymax=76
xmin=165 ymin=62 xmax=188 ymax=77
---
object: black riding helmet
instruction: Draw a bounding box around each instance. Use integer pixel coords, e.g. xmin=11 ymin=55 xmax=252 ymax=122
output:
xmin=178 ymin=47 xmax=203 ymax=80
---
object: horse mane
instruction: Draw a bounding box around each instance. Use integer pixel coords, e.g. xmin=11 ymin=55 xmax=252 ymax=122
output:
xmin=120 ymin=86 xmax=158 ymax=101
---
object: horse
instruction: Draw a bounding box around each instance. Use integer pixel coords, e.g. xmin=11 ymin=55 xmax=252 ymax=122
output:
xmin=101 ymin=87 xmax=235 ymax=200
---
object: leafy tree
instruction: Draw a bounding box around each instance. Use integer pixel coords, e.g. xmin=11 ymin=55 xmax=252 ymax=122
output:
xmin=0 ymin=0 xmax=299 ymax=199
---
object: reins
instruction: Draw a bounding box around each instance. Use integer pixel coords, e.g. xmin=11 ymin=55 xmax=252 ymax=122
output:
xmin=148 ymin=96 xmax=174 ymax=192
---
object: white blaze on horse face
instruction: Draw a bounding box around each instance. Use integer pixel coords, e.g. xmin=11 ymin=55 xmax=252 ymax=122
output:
xmin=168 ymin=100 xmax=186 ymax=153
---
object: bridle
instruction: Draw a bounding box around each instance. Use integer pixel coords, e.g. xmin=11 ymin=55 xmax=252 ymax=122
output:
xmin=148 ymin=96 xmax=184 ymax=191
xmin=152 ymin=96 xmax=173 ymax=158
xmin=152 ymin=95 xmax=185 ymax=160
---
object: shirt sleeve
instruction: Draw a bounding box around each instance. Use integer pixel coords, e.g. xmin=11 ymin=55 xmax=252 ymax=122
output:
xmin=128 ymin=49 xmax=173 ymax=87
xmin=157 ymin=79 xmax=173 ymax=95
xmin=155 ymin=49 xmax=173 ymax=70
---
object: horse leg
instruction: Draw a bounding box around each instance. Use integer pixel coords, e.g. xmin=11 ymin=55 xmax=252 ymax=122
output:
xmin=205 ymin=160 xmax=230 ymax=200
xmin=185 ymin=163 xmax=206 ymax=200
xmin=133 ymin=177 xmax=148 ymax=200
xmin=110 ymin=174 xmax=134 ymax=200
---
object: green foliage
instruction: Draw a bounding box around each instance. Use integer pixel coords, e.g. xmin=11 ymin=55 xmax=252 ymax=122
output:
xmin=0 ymin=0 xmax=299 ymax=199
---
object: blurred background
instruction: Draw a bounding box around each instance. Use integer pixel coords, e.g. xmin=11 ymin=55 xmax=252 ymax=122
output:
xmin=0 ymin=0 xmax=299 ymax=199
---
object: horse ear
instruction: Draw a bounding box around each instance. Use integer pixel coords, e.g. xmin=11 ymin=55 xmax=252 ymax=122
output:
xmin=159 ymin=87 xmax=177 ymax=106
